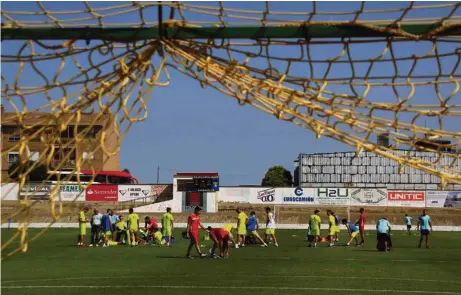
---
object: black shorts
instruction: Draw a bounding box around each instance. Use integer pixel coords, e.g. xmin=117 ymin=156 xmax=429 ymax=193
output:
xmin=407 ymin=225 xmax=411 ymax=230
xmin=421 ymin=229 xmax=430 ymax=236
xmin=377 ymin=233 xmax=389 ymax=240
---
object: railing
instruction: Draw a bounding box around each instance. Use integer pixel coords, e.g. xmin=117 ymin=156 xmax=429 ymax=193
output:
xmin=117 ymin=193 xmax=174 ymax=210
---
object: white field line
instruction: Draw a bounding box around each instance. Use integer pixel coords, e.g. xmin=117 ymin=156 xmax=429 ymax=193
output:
xmin=3 ymin=274 xmax=461 ymax=285
xmin=1 ymin=285 xmax=461 ymax=294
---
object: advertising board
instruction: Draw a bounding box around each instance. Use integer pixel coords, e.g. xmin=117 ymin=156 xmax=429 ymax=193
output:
xmin=350 ymin=188 xmax=388 ymax=206
xmin=387 ymin=191 xmax=425 ymax=207
xmin=85 ymin=185 xmax=118 ymax=201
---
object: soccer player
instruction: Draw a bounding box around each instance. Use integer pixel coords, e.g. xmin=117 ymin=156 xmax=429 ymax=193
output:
xmin=208 ymin=226 xmax=231 ymax=258
xmin=405 ymin=214 xmax=412 ymax=236
xmin=101 ymin=209 xmax=113 ymax=247
xmin=162 ymin=207 xmax=174 ymax=246
xmin=246 ymin=211 xmax=268 ymax=247
xmin=186 ymin=206 xmax=208 ymax=259
xmin=110 ymin=210 xmax=119 ymax=234
xmin=309 ymin=210 xmax=321 ymax=247
xmin=342 ymin=219 xmax=360 ymax=246
xmin=333 ymin=211 xmax=341 ymax=242
xmin=78 ymin=207 xmax=89 ymax=247
xmin=127 ymin=207 xmax=140 ymax=247
xmin=236 ymin=208 xmax=248 ymax=248
xmin=144 ymin=216 xmax=158 ymax=232
xmin=222 ymin=223 xmax=238 ymax=247
xmin=327 ymin=210 xmax=336 ymax=247
xmin=265 ymin=207 xmax=278 ymax=247
xmin=152 ymin=228 xmax=166 ymax=246
xmin=355 ymin=208 xmax=366 ymax=246
xmin=417 ymin=209 xmax=433 ymax=248
xmin=89 ymin=208 xmax=102 ymax=247
xmin=115 ymin=215 xmax=127 ymax=244
xmin=376 ymin=217 xmax=391 ymax=252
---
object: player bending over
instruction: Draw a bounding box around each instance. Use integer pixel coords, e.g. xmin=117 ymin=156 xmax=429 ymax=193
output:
xmin=265 ymin=207 xmax=278 ymax=247
xmin=404 ymin=214 xmax=412 ymax=236
xmin=186 ymin=206 xmax=208 ymax=259
xmin=417 ymin=209 xmax=433 ymax=249
xmin=308 ymin=210 xmax=321 ymax=247
xmin=332 ymin=211 xmax=341 ymax=242
xmin=208 ymin=226 xmax=231 ymax=258
xmin=222 ymin=223 xmax=238 ymax=248
xmin=342 ymin=219 xmax=359 ymax=246
xmin=236 ymin=208 xmax=248 ymax=248
xmin=127 ymin=208 xmax=140 ymax=247
xmin=376 ymin=217 xmax=391 ymax=252
xmin=246 ymin=211 xmax=268 ymax=247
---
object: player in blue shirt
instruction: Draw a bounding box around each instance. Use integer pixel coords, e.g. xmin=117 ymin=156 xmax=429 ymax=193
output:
xmin=404 ymin=214 xmax=412 ymax=236
xmin=376 ymin=218 xmax=391 ymax=252
xmin=101 ymin=209 xmax=113 ymax=247
xmin=417 ymin=209 xmax=433 ymax=248
xmin=246 ymin=211 xmax=268 ymax=247
xmin=342 ymin=219 xmax=359 ymax=246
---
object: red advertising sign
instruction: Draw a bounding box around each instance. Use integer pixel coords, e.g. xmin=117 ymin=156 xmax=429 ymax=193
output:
xmin=387 ymin=191 xmax=425 ymax=207
xmin=85 ymin=185 xmax=118 ymax=201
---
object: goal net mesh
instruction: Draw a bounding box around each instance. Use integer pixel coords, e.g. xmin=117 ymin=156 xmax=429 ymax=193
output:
xmin=1 ymin=1 xmax=460 ymax=256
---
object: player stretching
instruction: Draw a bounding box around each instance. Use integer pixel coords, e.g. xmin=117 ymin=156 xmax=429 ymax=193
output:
xmin=247 ymin=211 xmax=268 ymax=247
xmin=333 ymin=211 xmax=341 ymax=242
xmin=327 ymin=210 xmax=336 ymax=247
xmin=186 ymin=206 xmax=208 ymax=259
xmin=162 ymin=207 xmax=174 ymax=246
xmin=405 ymin=214 xmax=412 ymax=236
xmin=342 ymin=219 xmax=360 ymax=246
xmin=127 ymin=208 xmax=140 ymax=247
xmin=309 ymin=210 xmax=321 ymax=247
xmin=78 ymin=207 xmax=89 ymax=247
xmin=265 ymin=207 xmax=278 ymax=247
xmin=417 ymin=209 xmax=433 ymax=248
xmin=208 ymin=226 xmax=231 ymax=258
xmin=236 ymin=208 xmax=248 ymax=248
xmin=355 ymin=208 xmax=366 ymax=246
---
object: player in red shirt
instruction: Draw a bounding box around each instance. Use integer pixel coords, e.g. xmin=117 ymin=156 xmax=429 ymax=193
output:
xmin=186 ymin=206 xmax=208 ymax=259
xmin=207 ymin=226 xmax=231 ymax=258
xmin=144 ymin=216 xmax=159 ymax=232
xmin=355 ymin=208 xmax=366 ymax=246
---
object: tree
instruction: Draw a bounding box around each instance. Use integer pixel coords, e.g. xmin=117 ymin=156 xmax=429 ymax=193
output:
xmin=122 ymin=168 xmax=131 ymax=174
xmin=8 ymin=160 xmax=48 ymax=182
xmin=261 ymin=166 xmax=293 ymax=187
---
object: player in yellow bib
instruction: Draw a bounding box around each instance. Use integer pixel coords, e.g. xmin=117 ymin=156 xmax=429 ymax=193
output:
xmin=309 ymin=210 xmax=321 ymax=247
xmin=78 ymin=207 xmax=89 ymax=247
xmin=236 ymin=209 xmax=248 ymax=248
xmin=127 ymin=208 xmax=140 ymax=247
xmin=222 ymin=223 xmax=238 ymax=247
xmin=161 ymin=207 xmax=174 ymax=246
xmin=327 ymin=210 xmax=336 ymax=247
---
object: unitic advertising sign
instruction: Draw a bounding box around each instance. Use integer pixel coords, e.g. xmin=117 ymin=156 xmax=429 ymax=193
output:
xmin=281 ymin=187 xmax=315 ymax=204
xmin=85 ymin=185 xmax=118 ymax=201
xmin=350 ymin=188 xmax=388 ymax=206
xmin=387 ymin=191 xmax=425 ymax=207
xmin=315 ymin=188 xmax=350 ymax=205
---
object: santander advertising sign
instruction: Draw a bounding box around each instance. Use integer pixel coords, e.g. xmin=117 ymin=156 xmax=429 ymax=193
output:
xmin=85 ymin=185 xmax=118 ymax=201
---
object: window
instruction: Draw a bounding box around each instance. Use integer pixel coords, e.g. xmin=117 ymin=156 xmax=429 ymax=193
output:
xmin=30 ymin=152 xmax=40 ymax=162
xmin=7 ymin=152 xmax=19 ymax=163
xmin=83 ymin=152 xmax=94 ymax=160
xmin=107 ymin=175 xmax=132 ymax=184
xmin=5 ymin=127 xmax=20 ymax=142
xmin=77 ymin=125 xmax=102 ymax=139
xmin=60 ymin=126 xmax=75 ymax=138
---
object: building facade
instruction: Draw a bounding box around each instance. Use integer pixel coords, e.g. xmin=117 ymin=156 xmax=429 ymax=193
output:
xmin=297 ymin=150 xmax=461 ymax=191
xmin=1 ymin=107 xmax=120 ymax=181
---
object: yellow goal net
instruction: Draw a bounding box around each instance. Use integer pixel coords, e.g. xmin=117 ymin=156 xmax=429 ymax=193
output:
xmin=1 ymin=1 xmax=461 ymax=257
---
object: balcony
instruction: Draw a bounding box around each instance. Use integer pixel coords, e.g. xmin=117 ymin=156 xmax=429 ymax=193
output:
xmin=51 ymin=159 xmax=76 ymax=169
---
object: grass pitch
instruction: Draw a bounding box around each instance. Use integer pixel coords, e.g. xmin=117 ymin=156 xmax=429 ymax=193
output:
xmin=2 ymin=229 xmax=461 ymax=295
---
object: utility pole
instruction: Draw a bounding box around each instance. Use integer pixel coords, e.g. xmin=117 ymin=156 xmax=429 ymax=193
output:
xmin=157 ymin=166 xmax=160 ymax=184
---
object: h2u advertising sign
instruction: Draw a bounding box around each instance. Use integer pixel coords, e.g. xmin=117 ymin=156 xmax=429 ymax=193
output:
xmin=387 ymin=191 xmax=425 ymax=207
xmin=315 ymin=188 xmax=350 ymax=205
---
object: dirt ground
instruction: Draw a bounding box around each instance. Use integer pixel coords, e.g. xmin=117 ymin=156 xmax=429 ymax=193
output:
xmin=3 ymin=200 xmax=461 ymax=226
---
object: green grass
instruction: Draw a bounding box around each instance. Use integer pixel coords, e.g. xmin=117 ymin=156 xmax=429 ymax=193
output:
xmin=2 ymin=229 xmax=461 ymax=295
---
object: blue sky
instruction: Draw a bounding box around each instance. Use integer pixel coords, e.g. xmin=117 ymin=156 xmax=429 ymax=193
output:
xmin=2 ymin=1 xmax=459 ymax=185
